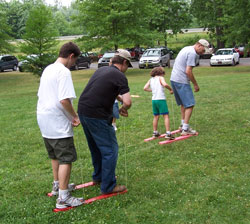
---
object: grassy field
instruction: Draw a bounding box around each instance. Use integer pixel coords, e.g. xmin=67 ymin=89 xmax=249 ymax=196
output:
xmin=0 ymin=65 xmax=250 ymax=224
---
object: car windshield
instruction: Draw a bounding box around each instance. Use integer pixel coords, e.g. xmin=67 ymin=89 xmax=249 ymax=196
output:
xmin=143 ymin=50 xmax=160 ymax=56
xmin=215 ymin=50 xmax=233 ymax=55
xmin=103 ymin=53 xmax=115 ymax=58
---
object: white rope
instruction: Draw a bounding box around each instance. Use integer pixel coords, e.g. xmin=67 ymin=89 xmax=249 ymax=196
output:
xmin=75 ymin=128 xmax=85 ymax=195
xmin=122 ymin=117 xmax=128 ymax=188
xmin=171 ymin=94 xmax=176 ymax=131
xmin=194 ymin=105 xmax=196 ymax=131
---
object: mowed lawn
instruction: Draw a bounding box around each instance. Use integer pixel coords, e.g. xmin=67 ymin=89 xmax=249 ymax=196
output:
xmin=0 ymin=65 xmax=249 ymax=224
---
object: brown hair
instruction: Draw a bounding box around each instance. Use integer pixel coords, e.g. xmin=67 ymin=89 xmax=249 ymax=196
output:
xmin=150 ymin=67 xmax=165 ymax=77
xmin=59 ymin=42 xmax=81 ymax=58
xmin=111 ymin=55 xmax=130 ymax=66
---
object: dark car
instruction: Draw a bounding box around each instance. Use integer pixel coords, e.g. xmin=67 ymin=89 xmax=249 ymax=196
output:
xmin=88 ymin=52 xmax=99 ymax=62
xmin=71 ymin=52 xmax=91 ymax=70
xmin=0 ymin=55 xmax=18 ymax=72
xmin=127 ymin=47 xmax=145 ymax=61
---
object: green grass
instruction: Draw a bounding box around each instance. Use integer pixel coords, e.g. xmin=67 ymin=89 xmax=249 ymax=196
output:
xmin=0 ymin=66 xmax=250 ymax=223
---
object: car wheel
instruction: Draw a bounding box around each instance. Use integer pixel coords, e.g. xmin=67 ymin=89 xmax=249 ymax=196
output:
xmin=232 ymin=60 xmax=235 ymax=66
xmin=237 ymin=58 xmax=240 ymax=64
xmin=13 ymin=65 xmax=17 ymax=71
xmin=86 ymin=62 xmax=90 ymax=68
xmin=75 ymin=65 xmax=79 ymax=70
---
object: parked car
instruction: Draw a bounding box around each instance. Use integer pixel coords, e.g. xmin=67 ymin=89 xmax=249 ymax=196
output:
xmin=210 ymin=48 xmax=240 ymax=66
xmin=127 ymin=47 xmax=145 ymax=61
xmin=88 ymin=52 xmax=99 ymax=62
xmin=18 ymin=54 xmax=57 ymax=73
xmin=234 ymin=45 xmax=250 ymax=57
xmin=139 ymin=47 xmax=170 ymax=69
xmin=71 ymin=52 xmax=91 ymax=70
xmin=0 ymin=55 xmax=18 ymax=72
xmin=18 ymin=54 xmax=38 ymax=72
xmin=98 ymin=52 xmax=115 ymax=68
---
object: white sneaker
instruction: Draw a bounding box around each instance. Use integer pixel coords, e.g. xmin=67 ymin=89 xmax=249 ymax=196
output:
xmin=51 ymin=183 xmax=76 ymax=196
xmin=56 ymin=194 xmax=84 ymax=209
xmin=181 ymin=127 xmax=197 ymax=136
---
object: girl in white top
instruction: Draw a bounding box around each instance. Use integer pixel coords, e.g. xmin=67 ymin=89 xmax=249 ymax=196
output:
xmin=144 ymin=67 xmax=174 ymax=140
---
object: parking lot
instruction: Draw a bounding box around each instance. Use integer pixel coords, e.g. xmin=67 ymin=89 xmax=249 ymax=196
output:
xmin=89 ymin=58 xmax=250 ymax=70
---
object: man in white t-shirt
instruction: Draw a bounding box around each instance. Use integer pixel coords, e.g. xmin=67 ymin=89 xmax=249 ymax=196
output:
xmin=37 ymin=42 xmax=84 ymax=209
xmin=170 ymin=39 xmax=210 ymax=136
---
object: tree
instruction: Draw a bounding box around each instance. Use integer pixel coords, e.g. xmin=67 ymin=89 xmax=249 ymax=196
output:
xmin=53 ymin=7 xmax=82 ymax=36
xmin=75 ymin=0 xmax=154 ymax=51
xmin=150 ymin=0 xmax=191 ymax=46
xmin=223 ymin=0 xmax=250 ymax=49
xmin=190 ymin=0 xmax=228 ymax=48
xmin=20 ymin=3 xmax=59 ymax=76
xmin=0 ymin=2 xmax=13 ymax=53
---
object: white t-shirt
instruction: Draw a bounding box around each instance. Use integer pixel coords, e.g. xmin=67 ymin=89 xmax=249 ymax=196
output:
xmin=37 ymin=62 xmax=76 ymax=139
xmin=150 ymin=76 xmax=166 ymax=100
xmin=170 ymin=46 xmax=197 ymax=84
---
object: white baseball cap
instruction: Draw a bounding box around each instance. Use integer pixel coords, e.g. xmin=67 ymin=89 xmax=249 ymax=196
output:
xmin=115 ymin=49 xmax=133 ymax=67
xmin=198 ymin=39 xmax=210 ymax=52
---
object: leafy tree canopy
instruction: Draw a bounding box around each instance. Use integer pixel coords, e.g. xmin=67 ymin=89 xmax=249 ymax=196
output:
xmin=75 ymin=0 xmax=155 ymax=51
xmin=20 ymin=3 xmax=59 ymax=76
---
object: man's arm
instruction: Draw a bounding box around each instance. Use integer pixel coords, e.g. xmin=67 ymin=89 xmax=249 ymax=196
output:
xmin=60 ymin=98 xmax=80 ymax=127
xmin=119 ymin=92 xmax=132 ymax=117
xmin=159 ymin=77 xmax=173 ymax=94
xmin=186 ymin=66 xmax=199 ymax=92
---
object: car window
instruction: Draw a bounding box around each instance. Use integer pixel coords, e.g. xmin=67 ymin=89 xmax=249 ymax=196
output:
xmin=81 ymin=53 xmax=88 ymax=57
xmin=143 ymin=50 xmax=160 ymax=56
xmin=215 ymin=50 xmax=232 ymax=55
xmin=2 ymin=57 xmax=8 ymax=61
xmin=103 ymin=53 xmax=115 ymax=58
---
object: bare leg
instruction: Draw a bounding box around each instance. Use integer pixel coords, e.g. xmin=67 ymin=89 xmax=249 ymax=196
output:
xmin=180 ymin=105 xmax=185 ymax=120
xmin=153 ymin=115 xmax=160 ymax=131
xmin=58 ymin=164 xmax=72 ymax=190
xmin=184 ymin=106 xmax=193 ymax=124
xmin=51 ymin=159 xmax=59 ymax=181
xmin=163 ymin=114 xmax=170 ymax=132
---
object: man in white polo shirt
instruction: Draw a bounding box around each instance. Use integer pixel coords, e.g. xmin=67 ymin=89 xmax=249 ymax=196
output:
xmin=37 ymin=42 xmax=84 ymax=209
xmin=170 ymin=39 xmax=210 ymax=135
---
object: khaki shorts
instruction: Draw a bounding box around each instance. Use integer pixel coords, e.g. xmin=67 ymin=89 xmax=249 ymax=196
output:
xmin=43 ymin=137 xmax=77 ymax=164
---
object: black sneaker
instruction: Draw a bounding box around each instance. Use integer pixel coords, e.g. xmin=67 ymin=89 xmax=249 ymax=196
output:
xmin=153 ymin=131 xmax=160 ymax=137
xmin=165 ymin=133 xmax=175 ymax=140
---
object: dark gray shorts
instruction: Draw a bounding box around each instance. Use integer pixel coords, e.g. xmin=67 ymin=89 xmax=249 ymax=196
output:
xmin=43 ymin=137 xmax=77 ymax=164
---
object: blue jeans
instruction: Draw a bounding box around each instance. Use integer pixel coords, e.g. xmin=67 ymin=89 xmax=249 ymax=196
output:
xmin=79 ymin=115 xmax=118 ymax=193
xmin=171 ymin=81 xmax=195 ymax=108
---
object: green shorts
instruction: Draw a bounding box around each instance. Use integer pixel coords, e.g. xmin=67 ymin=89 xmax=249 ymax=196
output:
xmin=43 ymin=137 xmax=77 ymax=164
xmin=152 ymin=100 xmax=169 ymax=116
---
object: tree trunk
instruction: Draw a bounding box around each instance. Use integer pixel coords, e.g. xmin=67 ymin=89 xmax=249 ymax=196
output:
xmin=216 ymin=26 xmax=225 ymax=48
xmin=164 ymin=32 xmax=167 ymax=47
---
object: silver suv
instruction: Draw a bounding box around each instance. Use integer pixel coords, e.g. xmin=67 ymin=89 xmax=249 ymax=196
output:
xmin=139 ymin=48 xmax=170 ymax=69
